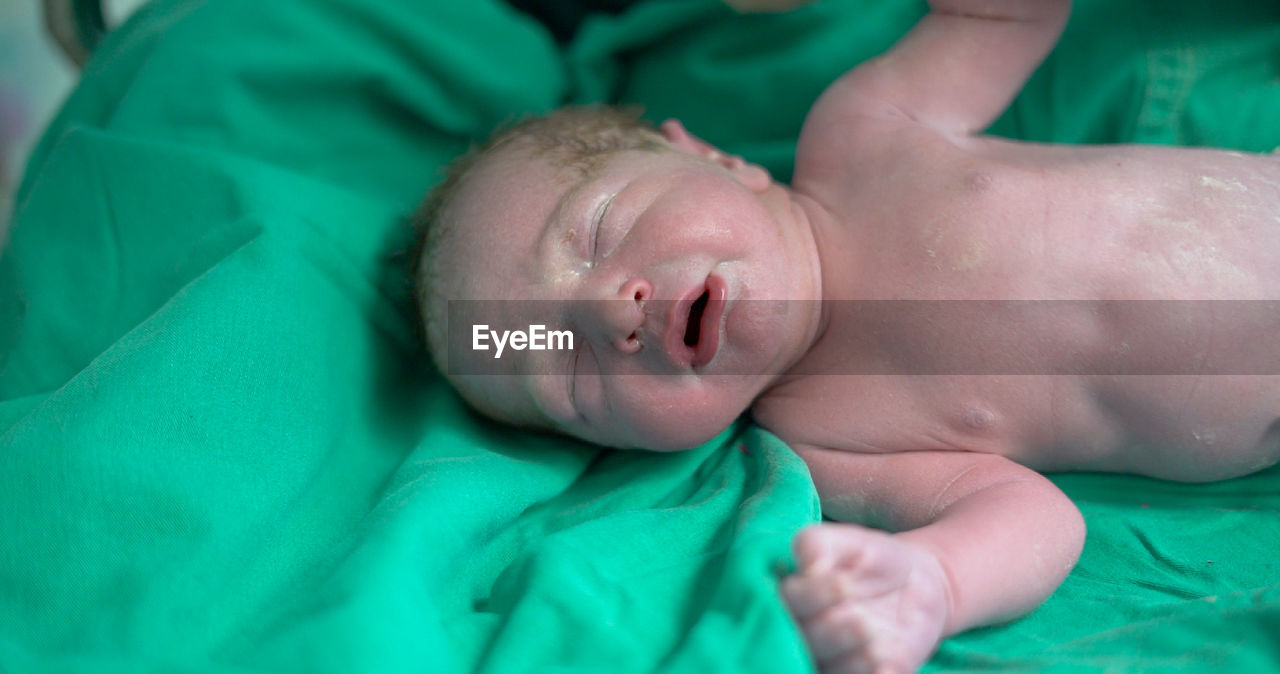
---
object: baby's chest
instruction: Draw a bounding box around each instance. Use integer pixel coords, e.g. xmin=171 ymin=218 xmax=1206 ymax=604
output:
xmin=848 ymin=176 xmax=1065 ymax=299
xmin=752 ymin=374 xmax=1104 ymax=463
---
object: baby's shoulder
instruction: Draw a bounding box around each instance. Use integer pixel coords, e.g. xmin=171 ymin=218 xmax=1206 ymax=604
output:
xmin=793 ymin=114 xmax=972 ymax=194
xmin=791 ymin=120 xmax=1011 ymax=235
xmin=752 ymin=375 xmax=925 ymax=452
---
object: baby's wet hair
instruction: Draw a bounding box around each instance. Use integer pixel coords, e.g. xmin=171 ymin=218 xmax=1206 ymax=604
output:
xmin=409 ymin=105 xmax=667 ymax=375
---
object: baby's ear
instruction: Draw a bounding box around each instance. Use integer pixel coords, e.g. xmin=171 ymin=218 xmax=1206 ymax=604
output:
xmin=659 ymin=119 xmax=771 ymax=193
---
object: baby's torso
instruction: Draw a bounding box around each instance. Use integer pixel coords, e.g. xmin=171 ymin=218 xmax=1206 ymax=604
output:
xmin=754 ymin=121 xmax=1280 ymax=481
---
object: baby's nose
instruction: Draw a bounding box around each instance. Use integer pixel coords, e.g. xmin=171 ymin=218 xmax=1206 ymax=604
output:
xmin=590 ymin=278 xmax=651 ymax=354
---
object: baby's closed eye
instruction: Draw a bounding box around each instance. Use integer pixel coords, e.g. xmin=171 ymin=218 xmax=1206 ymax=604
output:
xmin=588 ymin=193 xmax=617 ymax=264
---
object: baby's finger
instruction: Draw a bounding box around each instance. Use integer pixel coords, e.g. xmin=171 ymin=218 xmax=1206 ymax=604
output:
xmin=795 ymin=524 xmax=912 ymax=595
xmin=819 ymin=647 xmax=887 ymax=674
xmin=804 ymin=601 xmax=872 ymax=663
xmin=794 ymin=523 xmax=884 ymax=573
xmin=793 ymin=525 xmax=843 ymax=574
xmin=780 ymin=573 xmax=847 ymax=620
xmin=824 ymin=648 xmax=914 ymax=674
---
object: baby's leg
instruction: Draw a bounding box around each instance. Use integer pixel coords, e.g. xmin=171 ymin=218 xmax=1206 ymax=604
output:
xmin=781 ymin=524 xmax=949 ymax=674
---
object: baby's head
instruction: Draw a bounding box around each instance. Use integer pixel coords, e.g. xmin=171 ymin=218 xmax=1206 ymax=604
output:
xmin=412 ymin=106 xmax=823 ymax=451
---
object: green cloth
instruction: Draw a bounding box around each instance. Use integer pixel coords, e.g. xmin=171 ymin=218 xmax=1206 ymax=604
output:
xmin=2 ymin=0 xmax=1279 ymax=672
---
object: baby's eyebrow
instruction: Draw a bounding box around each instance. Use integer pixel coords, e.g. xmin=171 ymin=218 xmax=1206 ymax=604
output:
xmin=534 ymin=177 xmax=598 ymax=277
xmin=542 ymin=174 xmax=596 ymax=239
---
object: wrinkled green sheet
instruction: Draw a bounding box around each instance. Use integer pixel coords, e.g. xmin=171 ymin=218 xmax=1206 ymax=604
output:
xmin=2 ymin=0 xmax=1279 ymax=672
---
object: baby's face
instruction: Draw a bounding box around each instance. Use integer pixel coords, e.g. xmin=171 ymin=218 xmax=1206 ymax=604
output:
xmin=442 ymin=137 xmax=822 ymax=450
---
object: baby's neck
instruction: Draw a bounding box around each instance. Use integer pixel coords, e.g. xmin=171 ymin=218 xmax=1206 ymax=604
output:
xmin=758 ymin=182 xmax=833 ymax=380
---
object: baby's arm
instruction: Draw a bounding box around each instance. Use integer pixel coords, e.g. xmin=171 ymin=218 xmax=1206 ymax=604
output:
xmin=801 ymin=0 xmax=1071 ymax=138
xmin=783 ymin=446 xmax=1085 ymax=672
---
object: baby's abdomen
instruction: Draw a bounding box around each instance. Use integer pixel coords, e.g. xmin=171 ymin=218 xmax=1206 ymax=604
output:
xmin=1090 ymin=375 xmax=1280 ymax=482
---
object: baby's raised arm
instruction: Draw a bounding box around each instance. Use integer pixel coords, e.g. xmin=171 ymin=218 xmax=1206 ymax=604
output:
xmin=802 ymin=0 xmax=1070 ymax=137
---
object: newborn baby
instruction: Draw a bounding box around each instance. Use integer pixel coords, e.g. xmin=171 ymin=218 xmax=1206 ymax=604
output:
xmin=411 ymin=0 xmax=1280 ymax=671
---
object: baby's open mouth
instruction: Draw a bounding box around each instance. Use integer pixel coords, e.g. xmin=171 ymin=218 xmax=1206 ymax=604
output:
xmin=665 ymin=275 xmax=726 ymax=369
xmin=665 ymin=276 xmax=727 ymax=370
xmin=683 ymin=290 xmax=710 ymax=347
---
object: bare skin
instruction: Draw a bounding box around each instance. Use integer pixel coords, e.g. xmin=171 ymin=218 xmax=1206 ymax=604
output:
xmin=753 ymin=0 xmax=1280 ymax=671
xmin=429 ymin=0 xmax=1280 ymax=671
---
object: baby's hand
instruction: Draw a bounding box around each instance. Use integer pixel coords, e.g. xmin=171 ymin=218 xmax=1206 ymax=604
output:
xmin=781 ymin=523 xmax=951 ymax=674
xmin=722 ymin=0 xmax=814 ymax=13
